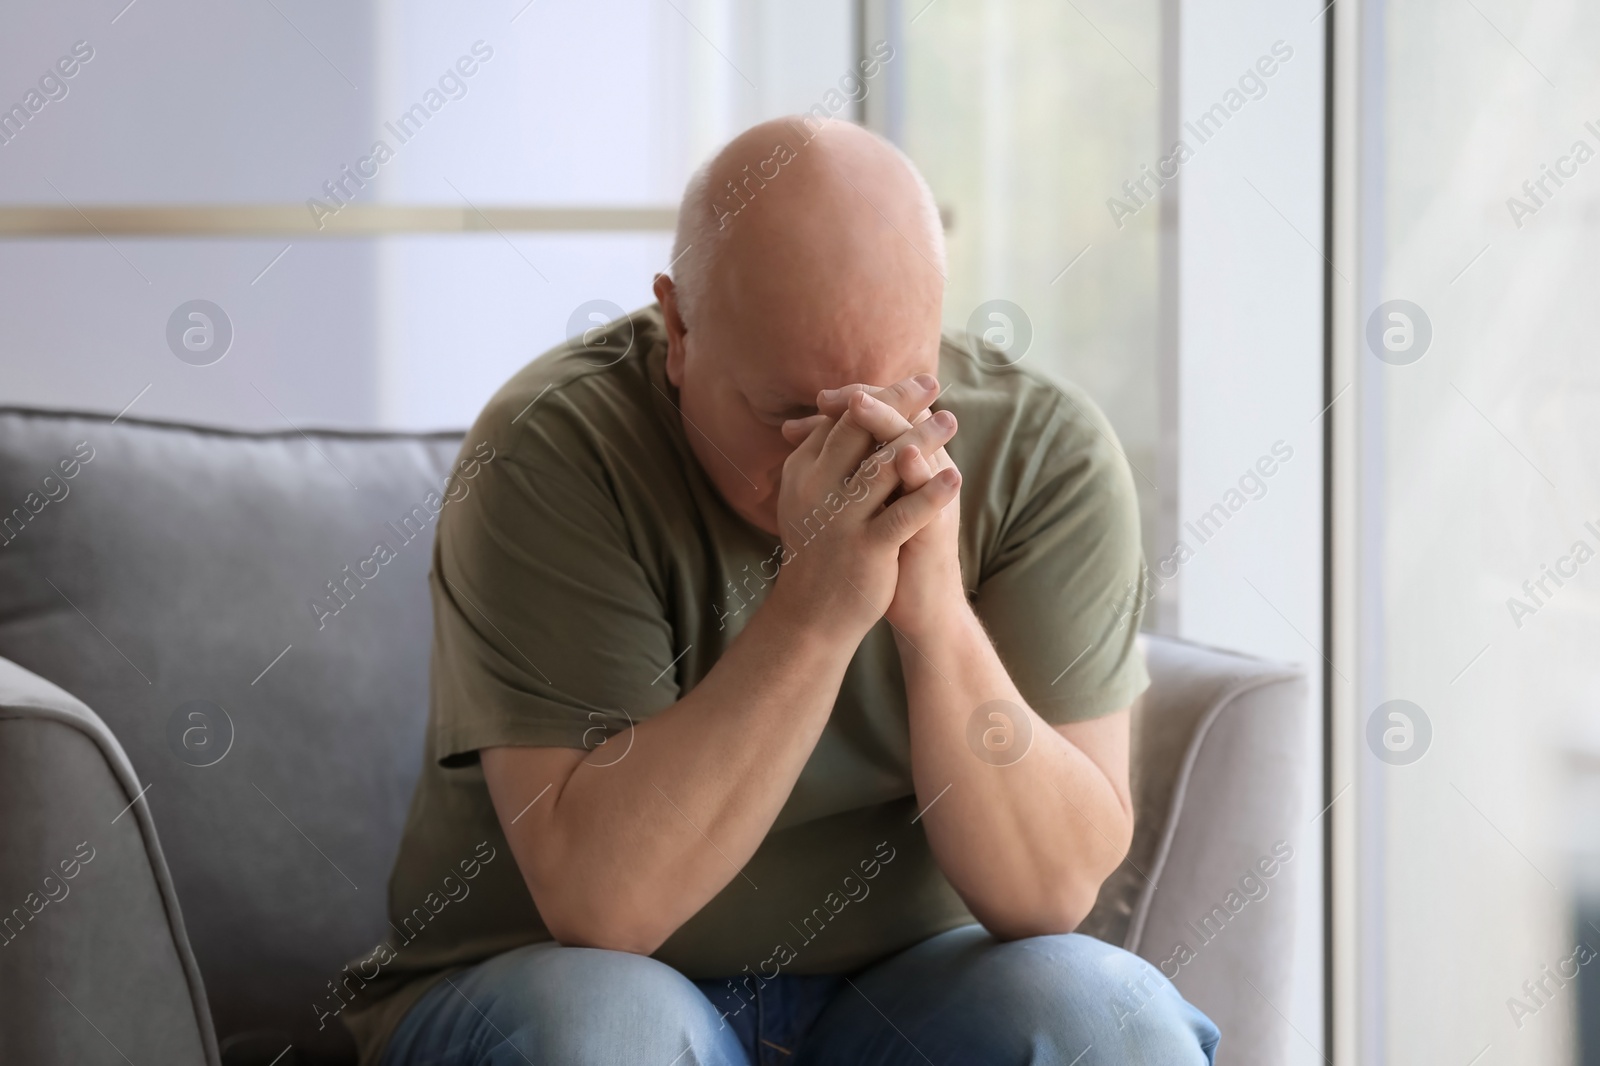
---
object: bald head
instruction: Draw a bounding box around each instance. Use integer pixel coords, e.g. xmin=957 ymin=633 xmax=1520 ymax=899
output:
xmin=670 ymin=117 xmax=944 ymax=342
xmin=653 ymin=117 xmax=946 ymax=534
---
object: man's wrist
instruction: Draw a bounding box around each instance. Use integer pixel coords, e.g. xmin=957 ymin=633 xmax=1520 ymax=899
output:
xmin=891 ymin=585 xmax=979 ymax=649
xmin=763 ymin=568 xmax=880 ymax=649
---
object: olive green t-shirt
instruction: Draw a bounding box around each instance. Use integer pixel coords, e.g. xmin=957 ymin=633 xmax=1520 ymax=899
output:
xmin=341 ymin=305 xmax=1149 ymax=1062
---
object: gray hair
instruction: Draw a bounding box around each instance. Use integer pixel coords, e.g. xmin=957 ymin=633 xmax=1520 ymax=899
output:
xmin=667 ymin=120 xmax=945 ymax=327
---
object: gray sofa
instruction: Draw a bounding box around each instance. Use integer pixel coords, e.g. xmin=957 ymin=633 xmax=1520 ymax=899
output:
xmin=0 ymin=406 xmax=1312 ymax=1066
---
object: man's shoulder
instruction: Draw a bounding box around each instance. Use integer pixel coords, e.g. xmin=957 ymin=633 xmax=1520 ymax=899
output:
xmin=476 ymin=304 xmax=669 ymax=440
xmin=935 ymin=330 xmax=1121 ymax=474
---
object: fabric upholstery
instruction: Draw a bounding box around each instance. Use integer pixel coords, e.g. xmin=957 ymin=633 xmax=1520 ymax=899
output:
xmin=1132 ymin=656 xmax=1313 ymax=1066
xmin=0 ymin=408 xmax=460 ymax=1063
xmin=0 ymin=406 xmax=1312 ymax=1065
xmin=0 ymin=656 xmax=217 ymax=1066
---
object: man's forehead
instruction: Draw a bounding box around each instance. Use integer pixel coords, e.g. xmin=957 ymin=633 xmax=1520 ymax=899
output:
xmin=742 ymin=364 xmax=839 ymax=410
xmin=741 ymin=343 xmax=932 ymax=409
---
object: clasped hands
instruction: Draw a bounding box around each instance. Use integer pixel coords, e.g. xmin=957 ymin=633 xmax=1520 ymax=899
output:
xmin=770 ymin=372 xmax=967 ymax=641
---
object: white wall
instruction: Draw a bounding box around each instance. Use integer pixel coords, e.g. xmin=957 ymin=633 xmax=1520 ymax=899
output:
xmin=369 ymin=0 xmax=856 ymax=430
xmin=0 ymin=0 xmax=856 ymax=434
xmin=1173 ymin=0 xmax=1328 ymax=1058
xmin=0 ymin=1 xmax=382 ymax=429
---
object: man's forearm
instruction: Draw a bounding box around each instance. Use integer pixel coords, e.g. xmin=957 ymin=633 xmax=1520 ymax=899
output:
xmin=488 ymin=583 xmax=859 ymax=954
xmin=900 ymin=606 xmax=1133 ymax=939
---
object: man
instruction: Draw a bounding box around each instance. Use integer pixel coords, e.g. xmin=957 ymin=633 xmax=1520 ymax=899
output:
xmin=344 ymin=117 xmax=1219 ymax=1064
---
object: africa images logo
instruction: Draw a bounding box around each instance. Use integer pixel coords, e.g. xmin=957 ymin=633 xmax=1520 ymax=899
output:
xmin=166 ymin=300 xmax=234 ymax=366
xmin=1365 ymin=300 xmax=1432 ymax=366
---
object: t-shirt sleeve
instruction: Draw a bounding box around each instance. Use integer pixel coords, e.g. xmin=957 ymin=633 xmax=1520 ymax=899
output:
xmin=973 ymin=385 xmax=1150 ymax=725
xmin=428 ymin=389 xmax=678 ymax=765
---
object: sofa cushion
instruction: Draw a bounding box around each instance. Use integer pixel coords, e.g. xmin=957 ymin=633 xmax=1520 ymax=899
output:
xmin=0 ymin=407 xmax=463 ymax=1063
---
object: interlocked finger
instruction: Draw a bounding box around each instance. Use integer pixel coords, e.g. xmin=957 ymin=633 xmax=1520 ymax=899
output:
xmin=816 ymin=373 xmax=940 ymax=423
xmin=895 ymin=444 xmax=939 ymax=491
xmin=845 ymin=408 xmax=958 ymax=510
xmin=781 ymin=413 xmax=831 ymax=446
xmin=871 ymin=466 xmax=962 ymax=547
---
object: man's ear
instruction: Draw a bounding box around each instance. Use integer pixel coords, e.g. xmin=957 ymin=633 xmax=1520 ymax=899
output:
xmin=654 ymin=273 xmax=688 ymax=388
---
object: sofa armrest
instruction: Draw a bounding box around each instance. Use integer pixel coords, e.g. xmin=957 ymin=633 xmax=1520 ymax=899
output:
xmin=0 ymin=656 xmax=219 ymax=1066
xmin=1080 ymin=635 xmax=1313 ymax=1066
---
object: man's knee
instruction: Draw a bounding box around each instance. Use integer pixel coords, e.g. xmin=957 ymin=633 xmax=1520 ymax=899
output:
xmin=802 ymin=930 xmax=1214 ymax=1065
xmin=464 ymin=944 xmax=739 ymax=1063
xmin=996 ymin=934 xmax=1217 ymax=1061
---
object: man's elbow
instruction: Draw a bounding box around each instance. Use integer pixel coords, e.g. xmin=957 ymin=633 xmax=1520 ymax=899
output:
xmin=974 ymin=875 xmax=1111 ymax=941
xmin=546 ymin=920 xmax=665 ymax=957
xmin=536 ymin=889 xmax=674 ymax=957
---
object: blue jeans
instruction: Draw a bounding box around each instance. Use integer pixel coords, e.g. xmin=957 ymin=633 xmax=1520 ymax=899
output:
xmin=381 ymin=925 xmax=1220 ymax=1065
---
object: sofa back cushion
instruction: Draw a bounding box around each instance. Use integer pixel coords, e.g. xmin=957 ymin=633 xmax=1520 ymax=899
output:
xmin=0 ymin=407 xmax=463 ymax=1062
